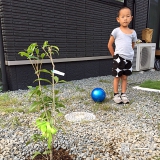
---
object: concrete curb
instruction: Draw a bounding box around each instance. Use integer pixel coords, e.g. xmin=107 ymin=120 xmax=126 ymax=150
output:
xmin=133 ymin=86 xmax=160 ymax=93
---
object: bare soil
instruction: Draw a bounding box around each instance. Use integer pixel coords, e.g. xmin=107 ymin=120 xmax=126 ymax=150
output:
xmin=26 ymin=148 xmax=76 ymax=160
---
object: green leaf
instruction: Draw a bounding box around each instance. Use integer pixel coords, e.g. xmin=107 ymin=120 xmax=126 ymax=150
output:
xmin=31 ymin=134 xmax=45 ymax=142
xmin=55 ymin=108 xmax=60 ymax=113
xmin=51 ymin=127 xmax=57 ymax=134
xmin=36 ymin=119 xmax=46 ymax=126
xmin=26 ymin=140 xmax=32 ymax=145
xmin=52 ymin=49 xmax=59 ymax=55
xmin=27 ymin=86 xmax=33 ymax=89
xmin=43 ymin=150 xmax=51 ymax=155
xmin=35 ymin=48 xmax=39 ymax=54
xmin=54 ymin=76 xmax=59 ymax=83
xmin=46 ymin=122 xmax=57 ymax=135
xmin=30 ymin=43 xmax=38 ymax=49
xmin=27 ymin=48 xmax=33 ymax=54
xmin=57 ymin=112 xmax=63 ymax=117
xmin=42 ymin=41 xmax=49 ymax=49
xmin=43 ymin=95 xmax=52 ymax=101
xmin=28 ymin=86 xmax=41 ymax=98
xmin=40 ymin=112 xmax=46 ymax=119
xmin=34 ymin=78 xmax=52 ymax=84
xmin=28 ymin=55 xmax=39 ymax=60
xmin=49 ymin=118 xmax=54 ymax=126
xmin=44 ymin=41 xmax=48 ymax=45
xmin=52 ymin=45 xmax=59 ymax=51
xmin=40 ymin=124 xmax=47 ymax=133
xmin=55 ymin=97 xmax=59 ymax=102
xmin=36 ymin=120 xmax=48 ymax=134
xmin=18 ymin=52 xmax=29 ymax=57
xmin=32 ymin=151 xmax=41 ymax=159
xmin=56 ymin=102 xmax=65 ymax=109
xmin=41 ymin=53 xmax=46 ymax=59
xmin=40 ymin=110 xmax=51 ymax=119
xmin=47 ymin=133 xmax=52 ymax=149
xmin=29 ymin=101 xmax=42 ymax=112
xmin=27 ymin=43 xmax=37 ymax=54
xmin=42 ymin=85 xmax=52 ymax=93
xmin=58 ymin=80 xmax=66 ymax=83
xmin=54 ymin=89 xmax=59 ymax=95
xmin=39 ymin=69 xmax=52 ymax=75
xmin=36 ymin=120 xmax=56 ymax=136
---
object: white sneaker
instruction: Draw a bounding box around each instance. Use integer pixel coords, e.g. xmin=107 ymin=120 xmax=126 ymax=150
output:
xmin=121 ymin=94 xmax=129 ymax=104
xmin=113 ymin=94 xmax=122 ymax=104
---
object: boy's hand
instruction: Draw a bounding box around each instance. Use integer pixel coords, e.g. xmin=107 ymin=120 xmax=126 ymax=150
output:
xmin=108 ymin=35 xmax=115 ymax=56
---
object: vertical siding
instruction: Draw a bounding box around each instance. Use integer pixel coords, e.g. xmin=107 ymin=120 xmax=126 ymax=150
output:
xmin=85 ymin=1 xmax=121 ymax=57
xmin=0 ymin=0 xmax=123 ymax=61
xmin=0 ymin=0 xmax=149 ymax=61
xmin=0 ymin=0 xmax=149 ymax=90
xmin=125 ymin=0 xmax=134 ymax=29
xmin=134 ymin=0 xmax=149 ymax=39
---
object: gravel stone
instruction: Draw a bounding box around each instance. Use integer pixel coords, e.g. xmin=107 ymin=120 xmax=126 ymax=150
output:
xmin=0 ymin=70 xmax=160 ymax=159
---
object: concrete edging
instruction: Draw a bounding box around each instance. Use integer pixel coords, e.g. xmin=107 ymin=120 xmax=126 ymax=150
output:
xmin=133 ymin=86 xmax=160 ymax=93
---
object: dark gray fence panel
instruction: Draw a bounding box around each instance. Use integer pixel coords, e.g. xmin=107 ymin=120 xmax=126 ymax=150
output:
xmin=0 ymin=0 xmax=149 ymax=90
xmin=0 ymin=0 xmax=124 ymax=61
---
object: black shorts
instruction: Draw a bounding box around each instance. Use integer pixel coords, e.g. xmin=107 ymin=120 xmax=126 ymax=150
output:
xmin=112 ymin=54 xmax=132 ymax=77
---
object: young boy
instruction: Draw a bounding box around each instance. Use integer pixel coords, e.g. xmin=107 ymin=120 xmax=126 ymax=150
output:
xmin=108 ymin=6 xmax=137 ymax=104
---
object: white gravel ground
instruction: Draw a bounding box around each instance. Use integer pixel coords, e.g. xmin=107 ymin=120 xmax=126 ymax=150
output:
xmin=0 ymin=70 xmax=160 ymax=160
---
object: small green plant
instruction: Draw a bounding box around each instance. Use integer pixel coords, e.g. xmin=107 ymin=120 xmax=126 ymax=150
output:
xmin=0 ymin=93 xmax=26 ymax=113
xmin=0 ymin=93 xmax=21 ymax=107
xmin=157 ymin=123 xmax=160 ymax=131
xmin=0 ymin=107 xmax=25 ymax=113
xmin=75 ymin=86 xmax=85 ymax=92
xmin=101 ymin=103 xmax=118 ymax=112
xmin=11 ymin=116 xmax=22 ymax=127
xmin=0 ymin=116 xmax=22 ymax=128
xmin=92 ymin=103 xmax=100 ymax=113
xmin=91 ymin=101 xmax=118 ymax=113
xmin=99 ymin=79 xmax=110 ymax=83
xmin=140 ymin=80 xmax=160 ymax=90
xmin=19 ymin=41 xmax=65 ymax=160
xmin=152 ymin=156 xmax=160 ymax=160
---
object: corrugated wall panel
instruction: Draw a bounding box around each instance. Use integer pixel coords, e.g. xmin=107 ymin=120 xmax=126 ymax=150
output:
xmin=134 ymin=0 xmax=148 ymax=39
xmin=0 ymin=0 xmax=124 ymax=61
xmin=0 ymin=0 xmax=149 ymax=90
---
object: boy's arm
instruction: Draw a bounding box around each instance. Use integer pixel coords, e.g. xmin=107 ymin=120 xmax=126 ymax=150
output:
xmin=108 ymin=36 xmax=115 ymax=57
xmin=132 ymin=42 xmax=135 ymax=49
xmin=132 ymin=30 xmax=137 ymax=48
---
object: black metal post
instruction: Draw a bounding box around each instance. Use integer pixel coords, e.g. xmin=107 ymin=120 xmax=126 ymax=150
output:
xmin=124 ymin=0 xmax=127 ymax=6
xmin=146 ymin=0 xmax=150 ymax=28
xmin=0 ymin=20 xmax=8 ymax=91
xmin=132 ymin=0 xmax=136 ymax=29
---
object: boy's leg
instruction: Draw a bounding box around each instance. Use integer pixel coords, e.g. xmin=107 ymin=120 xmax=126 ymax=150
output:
xmin=113 ymin=77 xmax=122 ymax=104
xmin=112 ymin=54 xmax=124 ymax=104
xmin=120 ymin=57 xmax=132 ymax=104
xmin=112 ymin=54 xmax=123 ymax=94
xmin=121 ymin=75 xmax=129 ymax=104
xmin=113 ymin=77 xmax=120 ymax=93
xmin=121 ymin=75 xmax=127 ymax=93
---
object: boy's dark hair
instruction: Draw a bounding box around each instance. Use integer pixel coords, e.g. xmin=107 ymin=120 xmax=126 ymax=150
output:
xmin=117 ymin=6 xmax=132 ymax=17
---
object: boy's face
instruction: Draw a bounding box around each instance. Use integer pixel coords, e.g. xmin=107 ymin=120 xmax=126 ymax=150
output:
xmin=117 ymin=8 xmax=132 ymax=27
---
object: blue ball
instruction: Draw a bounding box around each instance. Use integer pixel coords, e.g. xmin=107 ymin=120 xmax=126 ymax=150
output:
xmin=91 ymin=88 xmax=106 ymax=102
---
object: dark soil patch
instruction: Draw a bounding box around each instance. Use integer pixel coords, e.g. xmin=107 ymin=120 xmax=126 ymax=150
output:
xmin=26 ymin=148 xmax=76 ymax=160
